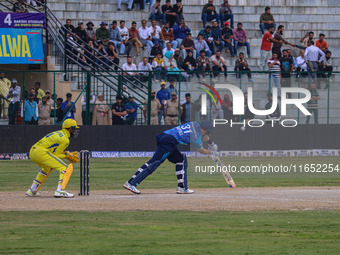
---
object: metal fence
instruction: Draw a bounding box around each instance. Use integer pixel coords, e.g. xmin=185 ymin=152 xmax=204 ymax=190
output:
xmin=0 ymin=70 xmax=339 ymax=126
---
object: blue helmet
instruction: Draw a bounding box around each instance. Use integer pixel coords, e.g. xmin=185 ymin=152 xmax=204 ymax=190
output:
xmin=199 ymin=120 xmax=213 ymax=133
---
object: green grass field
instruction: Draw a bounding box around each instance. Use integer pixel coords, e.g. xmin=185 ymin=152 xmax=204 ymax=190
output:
xmin=0 ymin=157 xmax=339 ymax=254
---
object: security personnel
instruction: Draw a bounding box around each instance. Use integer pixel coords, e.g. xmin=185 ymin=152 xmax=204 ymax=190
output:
xmin=164 ymin=92 xmax=182 ymax=125
xmin=26 ymin=119 xmax=80 ymax=198
xmin=144 ymin=89 xmax=162 ymax=125
xmin=0 ymin=72 xmax=11 ymax=119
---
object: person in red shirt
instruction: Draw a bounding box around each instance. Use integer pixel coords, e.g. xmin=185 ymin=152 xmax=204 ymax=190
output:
xmin=315 ymin=33 xmax=328 ymax=52
xmin=259 ymin=25 xmax=282 ymax=71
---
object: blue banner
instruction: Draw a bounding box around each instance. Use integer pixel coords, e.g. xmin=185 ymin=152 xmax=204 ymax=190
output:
xmin=0 ymin=12 xmax=45 ymax=29
xmin=0 ymin=28 xmax=44 ymax=64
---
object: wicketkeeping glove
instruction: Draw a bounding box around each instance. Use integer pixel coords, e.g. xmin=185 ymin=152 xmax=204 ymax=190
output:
xmin=65 ymin=151 xmax=79 ymax=163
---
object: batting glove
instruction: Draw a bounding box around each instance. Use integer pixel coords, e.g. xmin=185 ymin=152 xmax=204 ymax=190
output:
xmin=208 ymin=142 xmax=218 ymax=152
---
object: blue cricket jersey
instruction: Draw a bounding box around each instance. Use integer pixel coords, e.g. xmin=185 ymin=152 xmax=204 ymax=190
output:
xmin=164 ymin=122 xmax=203 ymax=149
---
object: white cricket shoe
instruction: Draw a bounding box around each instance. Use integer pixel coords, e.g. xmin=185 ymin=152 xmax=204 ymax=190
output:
xmin=54 ymin=190 xmax=74 ymax=198
xmin=26 ymin=188 xmax=40 ymax=197
xmin=123 ymin=181 xmax=141 ymax=194
xmin=176 ymin=187 xmax=195 ymax=194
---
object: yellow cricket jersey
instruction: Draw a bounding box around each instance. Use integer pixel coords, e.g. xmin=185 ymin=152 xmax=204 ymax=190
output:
xmin=32 ymin=129 xmax=70 ymax=159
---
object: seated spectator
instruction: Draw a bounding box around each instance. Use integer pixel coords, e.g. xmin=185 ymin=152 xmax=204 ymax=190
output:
xmin=107 ymin=42 xmax=120 ymax=70
xmin=124 ymin=96 xmax=138 ymax=125
xmin=306 ymin=84 xmax=320 ymax=124
xmin=96 ymin=22 xmax=110 ymax=46
xmin=173 ymin=19 xmax=191 ymax=47
xmin=173 ymin=48 xmax=184 ymax=69
xmin=92 ymin=94 xmax=110 ymax=125
xmin=122 ymin=56 xmax=137 ymax=86
xmin=95 ymin=41 xmax=109 ymax=68
xmin=233 ymin=22 xmax=251 ymax=57
xmin=300 ymin=31 xmax=314 ymax=48
xmin=162 ymin=0 xmax=176 ymax=28
xmin=62 ymin=19 xmax=76 ymax=34
xmin=163 ymin=50 xmax=177 ymax=68
xmin=85 ymin=21 xmax=97 ymax=44
xmin=195 ymin=34 xmax=212 ymax=57
xmin=81 ymin=94 xmax=95 ymax=125
xmin=111 ymin=95 xmax=127 ymax=125
xmin=150 ymin=40 xmax=163 ymax=61
xmin=164 ymin=92 xmax=182 ymax=125
xmin=196 ymin=50 xmax=211 ymax=80
xmin=83 ymin=40 xmax=96 ymax=66
xmin=296 ymin=49 xmax=308 ymax=78
xmin=210 ymin=50 xmax=227 ymax=80
xmin=201 ymin=0 xmax=220 ymax=28
xmin=162 ymin=42 xmax=175 ymax=56
xmin=61 ymin=93 xmax=76 ymax=119
xmin=109 ymin=21 xmax=122 ymax=51
xmin=34 ymin=82 xmax=45 ymax=101
xmin=128 ymin=21 xmax=143 ymax=57
xmin=117 ymin=0 xmax=133 ymax=11
xmin=316 ymin=33 xmax=328 ymax=52
xmin=119 ymin=20 xmax=132 ymax=56
xmin=167 ymin=64 xmax=189 ymax=81
xmin=267 ymin=53 xmax=281 ymax=96
xmin=173 ymin=0 xmax=184 ymax=25
xmin=21 ymin=92 xmax=38 ymax=125
xmin=221 ymin=22 xmax=234 ymax=57
xmin=180 ymin=32 xmax=196 ymax=59
xmin=211 ymin=21 xmax=224 ymax=55
xmin=235 ymin=52 xmax=252 ymax=82
xmin=162 ymin=22 xmax=178 ymax=49
xmin=138 ymin=20 xmax=154 ymax=56
xmin=13 ymin=0 xmax=28 ymax=13
xmin=149 ymin=0 xmax=165 ymax=24
xmin=74 ymin=21 xmax=87 ymax=43
xmin=259 ymin=7 xmax=276 ymax=35
xmin=138 ymin=57 xmax=153 ymax=82
xmin=199 ymin=26 xmax=214 ymax=54
xmin=149 ymin=20 xmax=164 ymax=48
xmin=152 ymin=53 xmax=166 ymax=81
xmin=219 ymin=0 xmax=234 ymax=28
xmin=167 ymin=79 xmax=178 ymax=95
xmin=319 ymin=51 xmax=333 ymax=88
xmin=182 ymin=50 xmax=197 ymax=74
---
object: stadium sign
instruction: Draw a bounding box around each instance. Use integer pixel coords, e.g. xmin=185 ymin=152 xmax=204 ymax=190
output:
xmin=0 ymin=12 xmax=45 ymax=29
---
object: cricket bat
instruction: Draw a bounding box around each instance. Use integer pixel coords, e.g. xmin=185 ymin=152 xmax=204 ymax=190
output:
xmin=216 ymin=157 xmax=236 ymax=188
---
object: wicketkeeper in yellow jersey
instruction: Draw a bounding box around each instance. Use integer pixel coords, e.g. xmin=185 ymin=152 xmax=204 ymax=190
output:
xmin=26 ymin=119 xmax=80 ymax=198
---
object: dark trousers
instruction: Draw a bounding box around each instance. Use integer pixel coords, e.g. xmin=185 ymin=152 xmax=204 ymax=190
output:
xmin=25 ymin=117 xmax=38 ymax=125
xmin=82 ymin=111 xmax=93 ymax=125
xmin=212 ymin=65 xmax=227 ymax=78
xmin=306 ymin=108 xmax=318 ymax=124
xmin=108 ymin=58 xmax=120 ymax=71
xmin=235 ymin=67 xmax=251 ymax=78
xmin=8 ymin=102 xmax=19 ymax=125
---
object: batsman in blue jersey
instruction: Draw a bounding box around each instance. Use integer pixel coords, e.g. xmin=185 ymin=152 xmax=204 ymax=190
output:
xmin=123 ymin=120 xmax=217 ymax=194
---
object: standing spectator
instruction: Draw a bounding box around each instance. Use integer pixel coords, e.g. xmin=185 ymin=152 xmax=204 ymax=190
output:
xmin=162 ymin=22 xmax=178 ymax=49
xmin=55 ymin=98 xmax=64 ymax=125
xmin=267 ymin=53 xmax=281 ymax=96
xmin=122 ymin=56 xmax=138 ymax=86
xmin=181 ymin=93 xmax=195 ymax=123
xmin=81 ymin=94 xmax=95 ymax=125
xmin=138 ymin=20 xmax=154 ymax=56
xmin=144 ymin=89 xmax=161 ymax=125
xmin=296 ymin=49 xmax=308 ymax=78
xmin=300 ymin=31 xmax=314 ymax=48
xmin=265 ymin=93 xmax=281 ymax=124
xmin=180 ymin=33 xmax=196 ymax=59
xmin=259 ymin=7 xmax=276 ymax=35
xmin=211 ymin=21 xmax=224 ymax=54
xmin=196 ymin=50 xmax=211 ymax=81
xmin=152 ymin=53 xmax=166 ymax=81
xmin=195 ymin=34 xmax=212 ymax=57
xmin=119 ymin=20 xmax=132 ymax=56
xmin=156 ymin=81 xmax=170 ymax=124
xmin=109 ymin=21 xmax=122 ymax=51
xmin=219 ymin=0 xmax=234 ymax=28
xmin=201 ymin=0 xmax=220 ymax=28
xmin=173 ymin=20 xmax=190 ymax=47
xmin=149 ymin=0 xmax=165 ymax=24
xmin=85 ymin=21 xmax=97 ymax=44
xmin=173 ymin=0 xmax=184 ymax=24
xmin=280 ymin=50 xmax=294 ymax=98
xmin=38 ymin=96 xmax=52 ymax=125
xmin=221 ymin=22 xmax=234 ymax=57
xmin=162 ymin=41 xmax=175 ymax=56
xmin=222 ymin=93 xmax=233 ymax=121
xmin=166 ymin=79 xmax=178 ymax=95
xmin=138 ymin=57 xmax=153 ymax=82
xmin=107 ymin=42 xmax=120 ymax=70
xmin=21 ymin=92 xmax=38 ymax=125
xmin=5 ymin=79 xmax=21 ymax=125
xmin=235 ymin=52 xmax=252 ymax=82
xmin=13 ymin=0 xmax=28 ymax=13
xmin=34 ymin=82 xmax=45 ymax=101
xmin=111 ymin=95 xmax=127 ymax=125
xmin=92 ymin=94 xmax=110 ymax=125
xmin=117 ymin=0 xmax=133 ymax=11
xmin=272 ymin=25 xmax=295 ymax=59
xmin=210 ymin=50 xmax=227 ymax=80
xmin=0 ymin=73 xmax=11 ymax=119
xmin=315 ymin=33 xmax=328 ymax=52
xmin=287 ymin=49 xmax=297 ymax=70
xmin=304 ymin=40 xmax=325 ymax=83
xmin=74 ymin=21 xmax=87 ymax=42
xmin=128 ymin=21 xmax=143 ymax=57
xmin=30 ymin=88 xmax=39 ymax=104
xmin=233 ymin=22 xmax=251 ymax=57
xmin=96 ymin=22 xmax=110 ymax=45
xmin=61 ymin=93 xmax=76 ymax=120
xmin=162 ymin=0 xmax=176 ymax=28
xmin=149 ymin=20 xmax=164 ymax=47
xmin=211 ymin=94 xmax=223 ymax=119
xmin=259 ymin=25 xmax=281 ymax=71
xmin=125 ymin=96 xmax=138 ymax=125
xmin=150 ymin=40 xmax=163 ymax=60
xmin=306 ymin=84 xmax=320 ymax=124
xmin=164 ymin=92 xmax=181 ymax=125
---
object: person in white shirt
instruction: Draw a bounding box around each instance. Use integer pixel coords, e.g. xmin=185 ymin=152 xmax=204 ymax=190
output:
xmin=296 ymin=50 xmax=308 ymax=78
xmin=5 ymin=79 xmax=21 ymax=125
xmin=138 ymin=20 xmax=154 ymax=55
xmin=210 ymin=50 xmax=227 ymax=80
xmin=304 ymin=40 xmax=325 ymax=82
xmin=122 ymin=56 xmax=138 ymax=87
xmin=162 ymin=42 xmax=175 ymax=56
xmin=119 ymin=20 xmax=132 ymax=56
xmin=138 ymin=57 xmax=153 ymax=82
xmin=149 ymin=20 xmax=164 ymax=48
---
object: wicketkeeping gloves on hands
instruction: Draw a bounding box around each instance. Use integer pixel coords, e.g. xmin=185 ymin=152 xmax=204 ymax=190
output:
xmin=65 ymin=151 xmax=79 ymax=163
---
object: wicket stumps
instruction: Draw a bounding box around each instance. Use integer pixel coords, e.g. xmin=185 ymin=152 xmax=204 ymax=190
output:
xmin=79 ymin=150 xmax=90 ymax=196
